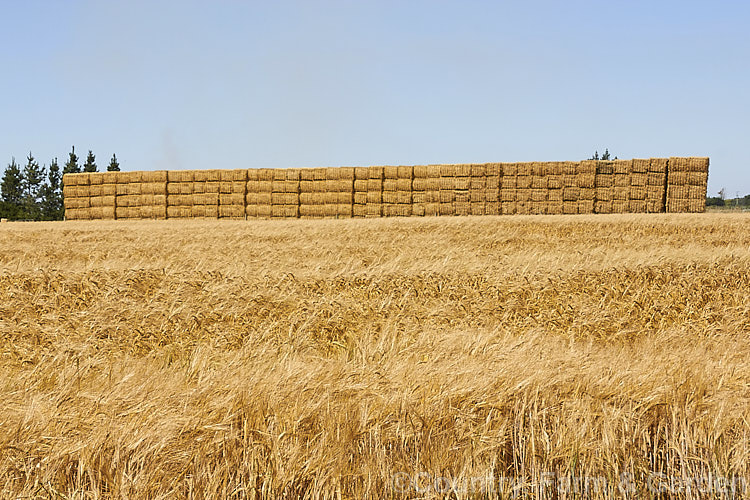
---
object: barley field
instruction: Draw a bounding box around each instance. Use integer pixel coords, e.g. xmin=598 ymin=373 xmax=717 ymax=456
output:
xmin=1 ymin=214 xmax=749 ymax=498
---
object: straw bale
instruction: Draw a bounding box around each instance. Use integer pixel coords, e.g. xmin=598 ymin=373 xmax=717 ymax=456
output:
xmin=547 ymin=175 xmax=562 ymax=189
xmin=115 ymin=207 xmax=134 ymax=219
xmin=547 ymin=201 xmax=563 ymax=215
xmin=326 ymin=179 xmax=353 ymax=192
xmin=66 ymin=173 xmax=90 ymax=186
xmin=365 ymin=204 xmax=382 ymax=217
xmin=516 ymin=163 xmax=532 ymax=176
xmin=612 ymin=200 xmax=629 ymax=213
xmin=167 ymin=170 xmax=193 ymax=183
xmin=138 ymin=194 xmax=155 ymax=206
xmin=354 ymin=192 xmax=368 ymax=204
xmin=366 ymin=179 xmax=382 ymax=191
xmin=142 ymin=170 xmax=168 ymax=183
xmin=687 ymin=172 xmax=707 ymax=186
xmin=300 ymin=169 xmax=315 ymax=181
xmin=100 ymin=206 xmax=117 ymax=219
xmin=256 ymin=204 xmax=272 ymax=218
xmin=630 ymin=173 xmax=647 ymax=186
xmin=272 ymin=169 xmax=289 ymax=181
xmin=271 ymin=205 xmax=299 ymax=218
xmin=353 ymin=204 xmax=367 ymax=217
xmin=382 ymin=191 xmax=411 ymax=204
xmin=486 ymin=175 xmax=500 ymax=190
xmin=368 ymin=166 xmax=384 ymax=179
xmin=628 ymin=200 xmax=647 ymax=213
xmin=578 ymin=199 xmax=594 ymax=214
xmin=646 ymin=186 xmax=664 ymax=201
xmin=219 ymin=193 xmax=244 ymax=205
xmin=670 ymin=157 xmax=709 ymax=173
xmin=245 ymin=204 xmax=258 ymax=218
xmin=219 ymin=205 xmax=245 ymax=218
xmin=413 ymin=165 xmax=439 ymax=178
xmin=439 ymin=203 xmax=454 ymax=216
xmin=627 ymin=159 xmax=647 ymax=175
xmin=257 ymin=169 xmax=275 ymax=181
xmin=531 ymin=162 xmax=547 ymax=176
xmin=247 ymin=169 xmax=260 ymax=181
xmin=647 ymin=173 xmax=666 ymax=186
xmin=612 ymin=160 xmax=631 ymax=175
xmin=439 ymin=190 xmax=455 ymax=203
xmin=204 ymin=182 xmax=221 ymax=194
xmin=246 ymin=192 xmax=272 ymax=205
xmin=470 ymin=164 xmax=486 ymax=177
xmin=562 ymin=202 xmax=578 ymax=215
xmin=455 ymin=191 xmax=470 ymax=203
xmin=396 ymin=166 xmax=413 ymax=179
xmin=579 ymin=161 xmax=597 ymax=175
xmin=126 ymin=183 xmax=141 ymax=195
xmin=89 ymin=195 xmax=116 ymax=208
xmin=300 ymin=180 xmax=325 ymax=193
xmin=687 ymin=199 xmax=705 ymax=212
xmin=516 ymin=176 xmax=531 ymax=189
xmin=454 ymin=201 xmax=469 ymax=216
xmin=192 ymin=182 xmax=206 ymax=194
xmin=354 ymin=167 xmax=370 ymax=180
xmin=247 ymin=180 xmax=273 ymax=193
xmin=383 ymin=179 xmax=411 ymax=191
xmin=197 ymin=170 xmax=223 ymax=182
xmin=470 ymin=177 xmax=486 ymax=190
xmin=529 ymin=201 xmax=546 ymax=215
xmin=300 ymin=193 xmax=326 ymax=205
xmin=485 ymin=201 xmax=499 ymax=215
xmin=610 ymin=187 xmax=627 ymax=201
xmin=548 ymin=189 xmax=562 ymax=202
xmin=667 ymin=185 xmax=689 ymax=200
xmin=322 ymin=204 xmax=338 ymax=217
xmin=413 ymin=178 xmax=440 ymax=191
xmin=413 ymin=191 xmax=440 ymax=204
xmin=562 ymin=174 xmax=577 ymax=188
xmin=62 ymin=185 xmax=81 ymax=198
xmin=326 ymin=167 xmax=341 ymax=180
xmin=595 ymin=187 xmax=612 ymax=202
xmin=563 ymin=162 xmax=578 ymax=176
xmin=562 ymin=187 xmax=579 ymax=201
xmin=333 ymin=192 xmax=353 ymax=204
xmin=595 ymin=174 xmax=613 ymax=188
xmin=515 ymin=202 xmax=530 ymax=215
xmin=383 ymin=166 xmax=399 ymax=179
xmin=63 ymin=197 xmax=89 ymax=209
xmin=577 ymin=173 xmax=595 ymax=188
xmin=531 ymin=176 xmax=547 ymax=189
xmin=171 ymin=194 xmax=195 ymax=206
xmin=271 ymin=180 xmax=299 ymax=193
xmin=531 ymin=189 xmax=546 ymax=202
xmin=438 ymin=177 xmax=455 ymax=190
xmin=470 ymin=202 xmax=485 ymax=215
xmin=501 ymin=176 xmax=517 ymax=189
xmin=424 ymin=203 xmax=439 ymax=216
xmin=191 ymin=193 xmax=217 ymax=205
xmin=439 ymin=165 xmax=455 ymax=177
xmin=501 ymin=202 xmax=517 ymax=215
xmin=335 ymin=204 xmax=352 ymax=217
xmin=485 ymin=163 xmax=502 ymax=176
xmin=649 ymin=158 xmax=668 ymax=173
xmin=64 ymin=208 xmax=83 ymax=220
xmin=354 ymin=179 xmax=368 ymax=192
xmin=88 ymin=173 xmax=104 ymax=185
xmin=97 ymin=184 xmax=115 ymax=196
xmin=141 ymin=205 xmax=166 ymax=219
xmin=167 ymin=182 xmax=189 ymax=195
xmin=613 ymin=174 xmax=629 ymax=187
xmin=451 ymin=164 xmax=469 ymax=177
xmin=516 ymin=189 xmax=532 ymax=202
xmin=687 ymin=185 xmax=706 ymax=199
xmin=411 ymin=203 xmax=426 ymax=216
xmin=469 ymin=190 xmax=485 ymax=203
xmin=579 ymin=188 xmax=595 ymax=200
xmin=141 ymin=182 xmax=167 ymax=195
xmin=595 ymin=201 xmax=612 ymax=214
xmin=454 ymin=177 xmax=470 ymax=190
xmin=502 ymin=163 xmax=518 ymax=176
xmin=629 ymin=186 xmax=647 ymax=200
xmin=338 ymin=167 xmax=355 ymax=180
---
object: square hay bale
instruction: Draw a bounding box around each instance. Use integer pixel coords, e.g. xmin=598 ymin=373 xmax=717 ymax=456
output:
xmin=354 ymin=167 xmax=370 ymax=180
xmin=218 ymin=193 xmax=243 ymax=205
xmin=438 ymin=202 xmax=454 ymax=216
xmin=413 ymin=165 xmax=440 ymax=178
xmin=500 ymin=189 xmax=516 ymax=202
xmin=100 ymin=184 xmax=116 ymax=196
xmin=548 ymin=189 xmax=563 ymax=202
xmin=562 ymin=162 xmax=578 ymax=175
xmin=485 ymin=201 xmax=499 ymax=215
xmin=501 ymin=163 xmax=518 ymax=176
xmin=688 ymin=185 xmax=706 ymax=199
xmin=562 ymin=174 xmax=577 ymax=188
xmin=353 ymin=204 xmax=367 ymax=217
xmin=687 ymin=199 xmax=705 ymax=212
xmin=648 ymin=158 xmax=668 ymax=173
xmin=687 ymin=172 xmax=707 ymax=186
xmin=516 ymin=189 xmax=532 ymax=202
xmin=578 ymin=199 xmax=594 ymax=214
xmin=63 ymin=173 xmax=90 ymax=186
xmin=299 ymin=192 xmax=325 ymax=205
xmin=612 ymin=200 xmax=629 ymax=213
xmin=530 ymin=201 xmax=546 ymax=215
xmin=167 ymin=170 xmax=194 ymax=183
xmin=612 ymin=160 xmax=631 ymax=175
xmin=382 ymin=191 xmax=411 ymax=204
xmin=501 ymin=176 xmax=517 ymax=189
xmin=453 ymin=164 xmax=471 ymax=177
xmin=335 ymin=204 xmax=352 ymax=217
xmin=365 ymin=203 xmax=382 ymax=217
xmin=89 ymin=173 xmax=104 ymax=185
xmin=646 ymin=199 xmax=665 ymax=213
xmin=515 ymin=201 xmax=531 ymax=215
xmin=383 ymin=179 xmax=411 ymax=191
xmin=354 ymin=192 xmax=368 ymax=204
xmin=89 ymin=195 xmax=116 ymax=208
xmin=126 ymin=183 xmax=142 ymax=195
xmin=271 ymin=180 xmax=299 ymax=193
xmin=501 ymin=202 xmax=517 ymax=215
xmin=396 ymin=166 xmax=413 ymax=179
xmin=646 ymin=186 xmax=664 ymax=200
xmin=219 ymin=205 xmax=245 ymax=219
xmin=141 ymin=182 xmax=167 ymax=195
xmin=596 ymin=162 xmax=614 ymax=175
xmin=167 ymin=182 xmax=188 ymax=195
xmin=455 ymin=190 xmax=470 ymax=203
xmin=631 ymin=159 xmax=650 ymax=174
xmin=195 ymin=170 xmax=222 ymax=182
xmin=630 ymin=173 xmax=647 ymax=187
xmin=563 ymin=201 xmax=578 ymax=214
xmin=203 ymin=182 xmax=221 ymax=194
xmin=531 ymin=189 xmax=546 ymax=202
xmin=516 ymin=163 xmax=532 ymax=176
xmin=383 ymin=204 xmax=411 ymax=217
xmin=595 ymin=174 xmax=613 ymax=188
xmin=438 ymin=177 xmax=455 ymax=190
xmin=470 ymin=177 xmax=486 ymax=190
xmin=256 ymin=204 xmax=272 ymax=218
xmin=531 ymin=176 xmax=547 ymax=189
xmin=424 ymin=203 xmax=439 ymax=216
xmin=192 ymin=182 xmax=207 ymax=194
xmin=413 ymin=178 xmax=440 ymax=191
xmin=469 ymin=190 xmax=485 ymax=203
xmin=325 ymin=167 xmax=341 ymax=180
xmin=439 ymin=190 xmax=455 ymax=203
xmin=628 ymin=200 xmax=647 ymax=213
xmin=531 ymin=162 xmax=547 ymax=176
xmin=63 ymin=197 xmax=89 ymax=209
xmin=595 ymin=200 xmax=613 ymax=214
xmin=577 ymin=173 xmax=596 ymax=188
xmin=647 ymin=172 xmax=666 ymax=186
xmin=470 ymin=164 xmax=486 ymax=177
xmin=367 ymin=166 xmax=384 ymax=179
xmin=562 ymin=187 xmax=579 ymax=201
xmin=454 ymin=201 xmax=470 ymax=215
xmin=439 ymin=164 xmax=456 ymax=177
xmin=337 ymin=167 xmax=355 ymax=180
xmin=354 ymin=179 xmax=368 ymax=192
xmin=246 ymin=192 xmax=272 ymax=205
xmin=612 ymin=186 xmax=629 ymax=201
xmin=485 ymin=175 xmax=501 ymax=190
xmin=366 ymin=179 xmax=382 ymax=192
xmin=547 ymin=201 xmax=563 ymax=215
xmin=516 ymin=175 xmax=531 ymax=189
xmin=614 ymin=174 xmax=629 ymax=187
xmin=415 ymin=191 xmax=440 ymax=203
xmin=256 ymin=169 xmax=275 ymax=181
xmin=325 ymin=179 xmax=353 ymax=192
xmin=411 ymin=203 xmax=426 ymax=216
xmin=245 ymin=204 xmax=258 ymax=218
xmin=271 ymin=205 xmax=299 ymax=218
xmin=579 ymin=188 xmax=595 ymax=200
xmin=220 ymin=169 xmax=248 ymax=182
xmin=454 ymin=177 xmax=470 ymax=190
xmin=470 ymin=202 xmax=485 ymax=215
xmin=382 ymin=166 xmax=399 ymax=179
xmin=193 ymin=192 xmax=218 ymax=205
xmin=579 ymin=160 xmax=597 ymax=175
xmin=247 ymin=169 xmax=260 ymax=181
xmin=485 ymin=163 xmax=502 ymax=176
xmin=596 ymin=187 xmax=613 ymax=201
xmin=547 ymin=175 xmax=562 ymax=189
xmin=300 ymin=169 xmax=315 ymax=181
xmin=365 ymin=191 xmax=381 ymax=204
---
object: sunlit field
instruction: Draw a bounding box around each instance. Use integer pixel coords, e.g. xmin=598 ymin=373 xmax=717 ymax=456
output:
xmin=1 ymin=214 xmax=749 ymax=498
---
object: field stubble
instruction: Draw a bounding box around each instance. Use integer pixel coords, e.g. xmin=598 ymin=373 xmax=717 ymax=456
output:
xmin=1 ymin=214 xmax=749 ymax=498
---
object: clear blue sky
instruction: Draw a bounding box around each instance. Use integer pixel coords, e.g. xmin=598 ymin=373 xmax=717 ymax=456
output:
xmin=1 ymin=0 xmax=748 ymax=195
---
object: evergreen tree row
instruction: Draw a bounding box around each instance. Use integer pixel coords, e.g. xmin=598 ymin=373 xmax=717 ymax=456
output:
xmin=0 ymin=146 xmax=120 ymax=221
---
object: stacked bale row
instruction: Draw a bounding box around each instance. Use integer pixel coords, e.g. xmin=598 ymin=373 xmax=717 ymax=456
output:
xmin=62 ymin=158 xmax=709 ymax=220
xmin=298 ymin=167 xmax=353 ymax=218
xmin=666 ymin=157 xmax=709 ymax=213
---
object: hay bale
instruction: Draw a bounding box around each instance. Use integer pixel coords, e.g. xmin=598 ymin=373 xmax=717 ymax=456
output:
xmin=470 ymin=164 xmax=486 ymax=177
xmin=203 ymin=182 xmax=221 ymax=194
xmin=454 ymin=177 xmax=470 ymax=190
xmin=439 ymin=190 xmax=455 ymax=203
xmin=300 ymin=169 xmax=315 ymax=181
xmin=501 ymin=202 xmax=517 ymax=215
xmin=562 ymin=187 xmax=579 ymax=201
xmin=413 ymin=178 xmax=440 ymax=191
xmin=219 ymin=205 xmax=245 ymax=219
xmin=613 ymin=174 xmax=629 ymax=187
xmin=612 ymin=160 xmax=631 ymax=175
xmin=414 ymin=165 xmax=439 ymax=178
xmin=562 ymin=174 xmax=577 ymax=188
xmin=502 ymin=163 xmax=518 ymax=176
xmin=516 ymin=163 xmax=532 ymax=176
xmin=257 ymin=169 xmax=275 ymax=181
xmin=515 ymin=201 xmax=530 ymax=215
xmin=354 ymin=167 xmax=370 ymax=180
xmin=365 ymin=191 xmax=381 ymax=204
xmin=501 ymin=176 xmax=517 ymax=189
xmin=89 ymin=173 xmax=104 ymax=185
xmin=531 ymin=176 xmax=547 ymax=189
xmin=353 ymin=204 xmax=367 ymax=217
xmin=485 ymin=163 xmax=502 ymax=176
xmin=63 ymin=197 xmax=89 ymax=209
xmin=220 ymin=193 xmax=244 ymax=205
xmin=578 ymin=199 xmax=594 ymax=214
xmin=595 ymin=200 xmax=612 ymax=214
xmin=455 ymin=201 xmax=470 ymax=216
xmin=647 ymin=158 xmax=668 ymax=173
xmin=579 ymin=161 xmax=597 ymax=175
xmin=612 ymin=200 xmax=629 ymax=213
xmin=515 ymin=176 xmax=531 ymax=189
xmin=596 ymin=174 xmax=613 ymax=188
xmin=256 ymin=204 xmax=272 ymax=218
xmin=272 ymin=180 xmax=299 ymax=193
xmin=424 ymin=203 xmax=440 ymax=216
xmin=577 ymin=173 xmax=595 ymax=188
xmin=167 ymin=182 xmax=189 ymax=195
xmin=383 ymin=179 xmax=411 ymax=191
xmin=326 ymin=167 xmax=341 ymax=180
xmin=300 ymin=192 xmax=326 ymax=205
xmin=531 ymin=162 xmax=546 ymax=176
xmin=595 ymin=187 xmax=612 ymax=202
xmin=100 ymin=184 xmax=116 ymax=196
xmin=548 ymin=189 xmax=563 ymax=202
xmin=354 ymin=192 xmax=368 ymax=204
xmin=547 ymin=175 xmax=562 ymax=189
xmin=547 ymin=201 xmax=563 ymax=215
xmin=516 ymin=189 xmax=532 ymax=202
xmin=411 ymin=203 xmax=426 ymax=216
xmin=562 ymin=201 xmax=578 ymax=214
xmin=413 ymin=191 xmax=440 ymax=204
xmin=439 ymin=165 xmax=456 ymax=177
xmin=439 ymin=203 xmax=454 ymax=216
xmin=438 ymin=177 xmax=455 ymax=190
xmin=531 ymin=189 xmax=546 ymax=202
xmin=470 ymin=202 xmax=485 ymax=215
xmin=612 ymin=187 xmax=629 ymax=200
xmin=628 ymin=200 xmax=647 ymax=213
xmin=579 ymin=188 xmax=595 ymax=200
xmin=647 ymin=172 xmax=666 ymax=186
xmin=368 ymin=166 xmax=384 ymax=179
xmin=366 ymin=179 xmax=382 ymax=192
xmin=396 ymin=166 xmax=413 ymax=179
xmin=354 ymin=179 xmax=368 ymax=192
xmin=246 ymin=192 xmax=272 ymax=205
xmin=63 ymin=173 xmax=90 ymax=186
xmin=167 ymin=170 xmax=193 ymax=182
xmin=646 ymin=186 xmax=664 ymax=200
xmin=455 ymin=191 xmax=470 ymax=203
xmin=485 ymin=201 xmax=499 ymax=215
xmin=365 ymin=204 xmax=382 ymax=217
xmin=486 ymin=175 xmax=501 ymax=190
xmin=325 ymin=179 xmax=353 ymax=192
xmin=470 ymin=190 xmax=486 ymax=203
xmin=271 ymin=205 xmax=299 ymax=218
xmin=245 ymin=204 xmax=258 ymax=217
xmin=382 ymin=191 xmax=411 ymax=204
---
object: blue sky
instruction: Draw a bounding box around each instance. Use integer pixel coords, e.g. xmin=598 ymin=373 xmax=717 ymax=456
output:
xmin=1 ymin=0 xmax=748 ymax=195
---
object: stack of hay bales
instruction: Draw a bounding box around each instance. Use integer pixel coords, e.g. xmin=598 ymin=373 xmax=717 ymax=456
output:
xmin=353 ymin=167 xmax=369 ymax=217
xmin=267 ymin=168 xmax=300 ymax=218
xmin=546 ymin=162 xmax=564 ymax=215
xmin=515 ymin=162 xmax=533 ymax=215
xmin=85 ymin=172 xmax=117 ymax=219
xmin=62 ymin=173 xmax=91 ymax=220
xmin=363 ymin=166 xmax=384 ymax=217
xmin=628 ymin=159 xmax=649 ymax=213
xmin=114 ymin=171 xmax=147 ymax=219
xmin=483 ymin=163 xmax=501 ymax=215
xmin=383 ymin=166 xmax=412 ymax=217
xmin=410 ymin=165 xmax=440 ymax=216
xmin=166 ymin=170 xmax=195 ymax=218
xmin=562 ymin=161 xmax=579 ymax=214
xmin=529 ymin=162 xmax=548 ymax=215
xmin=246 ymin=169 xmax=273 ymax=218
xmin=645 ymin=158 xmax=668 ymax=213
xmin=454 ymin=164 xmax=473 ymax=216
xmin=299 ymin=168 xmax=326 ymax=218
xmin=667 ymin=157 xmax=709 ymax=213
xmin=610 ymin=161 xmax=630 ymax=213
xmin=438 ymin=165 xmax=457 ymax=216
xmin=299 ymin=167 xmax=352 ymax=218
xmin=576 ymin=161 xmax=596 ymax=214
xmin=594 ymin=161 xmax=615 ymax=214
xmin=191 ymin=169 xmax=221 ymax=218
xmin=134 ymin=171 xmax=167 ymax=219
xmin=218 ymin=169 xmax=247 ymax=219
xmin=500 ymin=163 xmax=517 ymax=215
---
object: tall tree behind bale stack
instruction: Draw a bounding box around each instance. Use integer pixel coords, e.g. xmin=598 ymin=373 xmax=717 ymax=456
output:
xmin=383 ymin=166 xmax=412 ymax=217
xmin=218 ymin=169 xmax=247 ymax=219
xmin=667 ymin=157 xmax=709 ymax=213
xmin=500 ymin=163 xmax=517 ymax=215
xmin=166 ymin=170 xmax=194 ymax=219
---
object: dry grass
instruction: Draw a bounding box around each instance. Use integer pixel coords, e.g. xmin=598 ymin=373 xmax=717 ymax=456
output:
xmin=1 ymin=214 xmax=749 ymax=498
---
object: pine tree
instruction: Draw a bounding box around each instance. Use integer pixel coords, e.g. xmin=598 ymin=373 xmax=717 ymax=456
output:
xmin=1 ymin=158 xmax=24 ymax=219
xmin=40 ymin=158 xmax=63 ymax=220
xmin=63 ymin=146 xmax=80 ymax=174
xmin=83 ymin=150 xmax=97 ymax=172
xmin=107 ymin=153 xmax=120 ymax=171
xmin=22 ymin=152 xmax=45 ymax=220
xmin=601 ymin=149 xmax=611 ymax=161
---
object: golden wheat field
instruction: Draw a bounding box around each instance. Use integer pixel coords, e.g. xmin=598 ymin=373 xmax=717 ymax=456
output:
xmin=1 ymin=214 xmax=749 ymax=499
